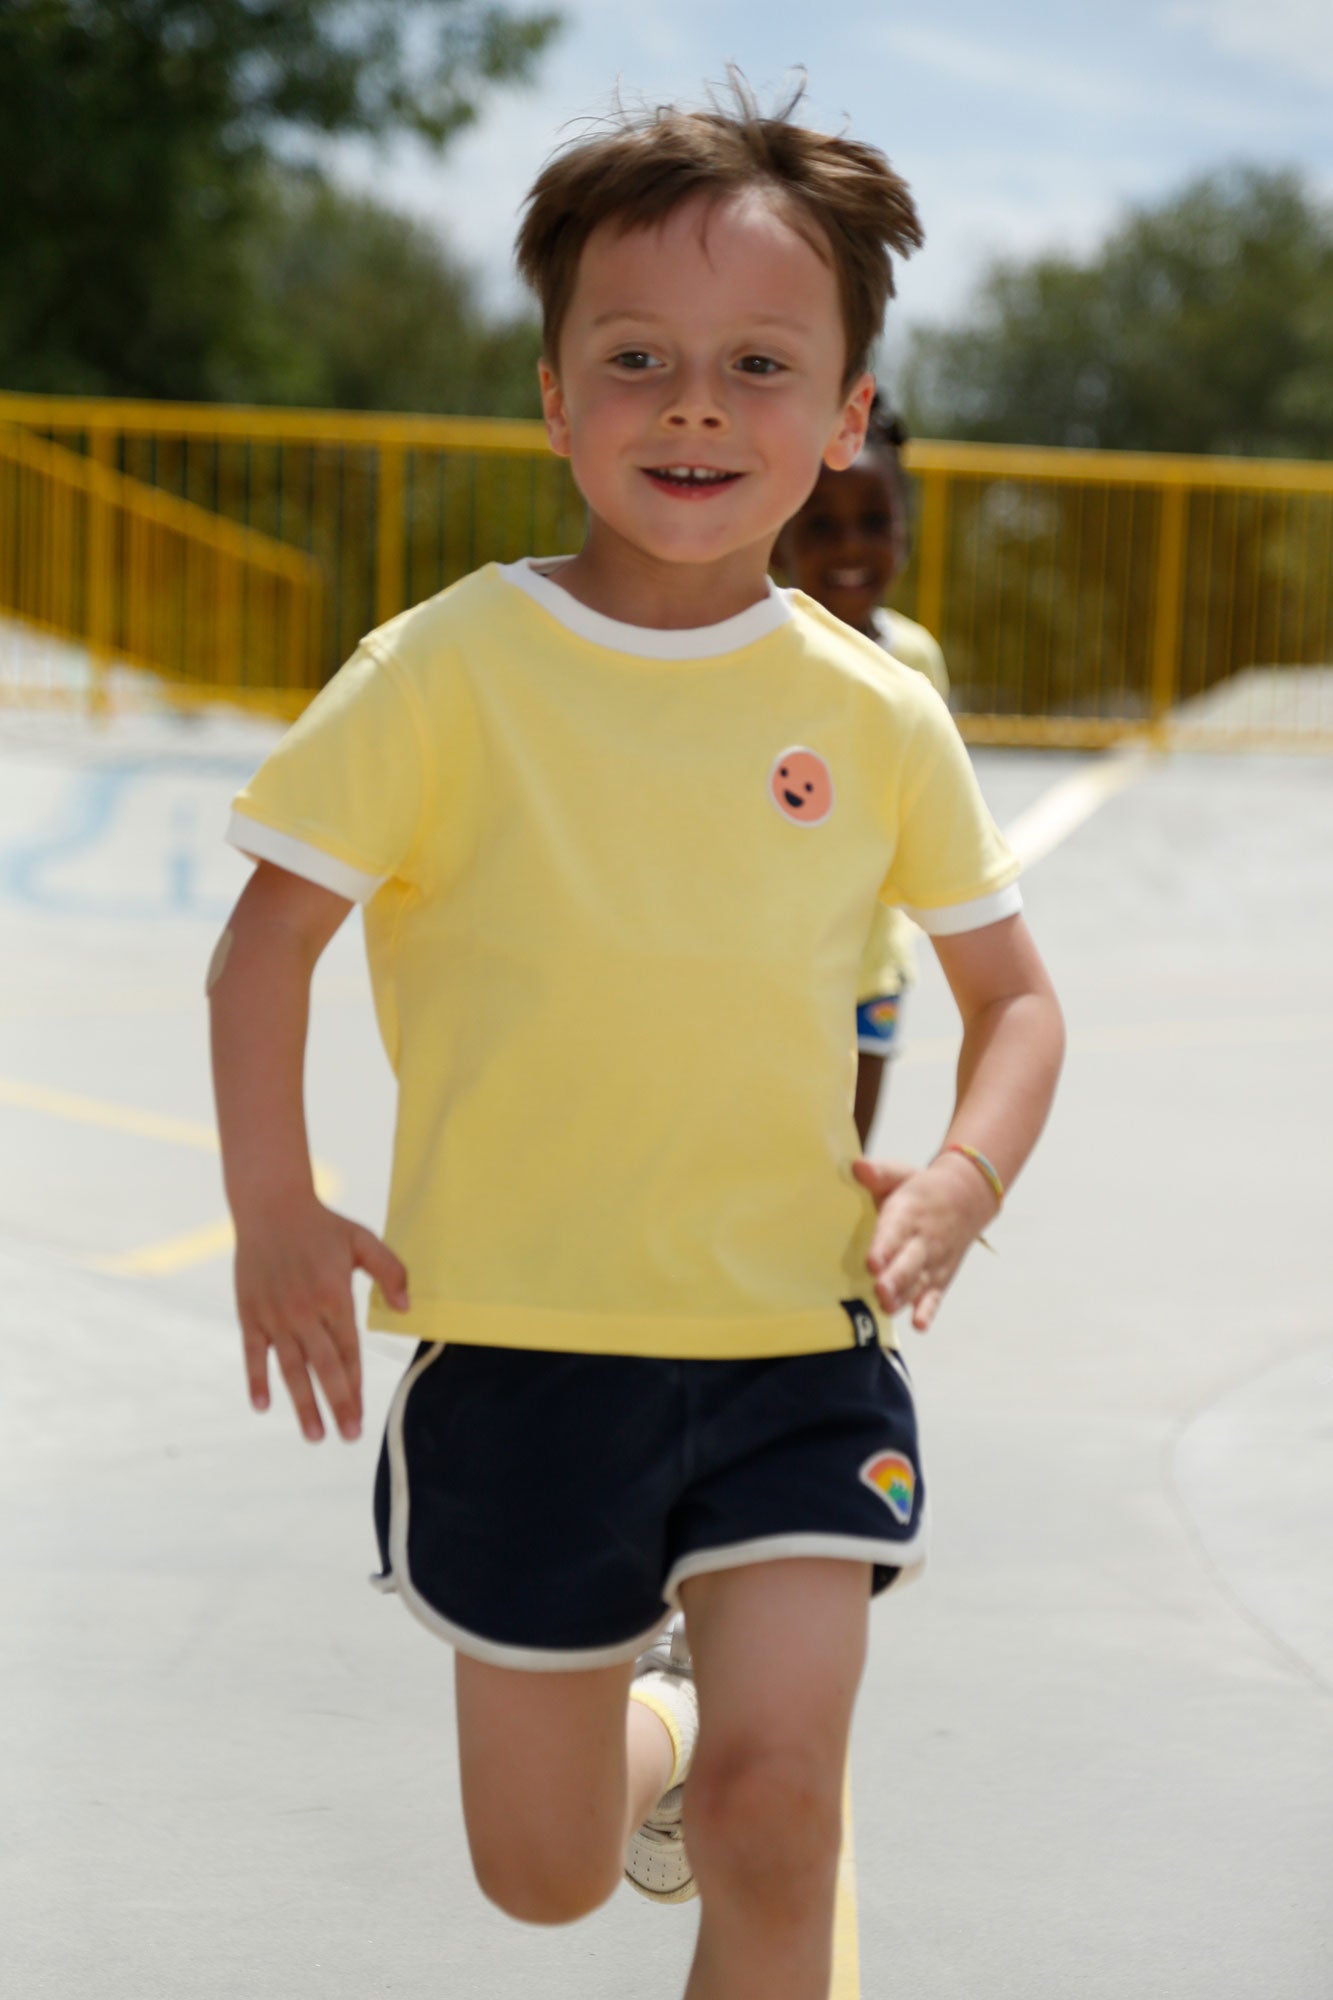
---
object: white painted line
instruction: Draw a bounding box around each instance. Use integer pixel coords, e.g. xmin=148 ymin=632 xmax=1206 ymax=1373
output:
xmin=1002 ymin=750 xmax=1151 ymax=869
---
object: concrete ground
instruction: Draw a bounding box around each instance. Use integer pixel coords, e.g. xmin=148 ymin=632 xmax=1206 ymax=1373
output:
xmin=1 ymin=694 xmax=1330 ymax=1998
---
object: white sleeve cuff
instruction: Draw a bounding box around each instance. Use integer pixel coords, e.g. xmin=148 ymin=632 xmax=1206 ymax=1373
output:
xmin=225 ymin=812 xmax=385 ymax=905
xmin=901 ymin=881 xmax=1023 ymax=937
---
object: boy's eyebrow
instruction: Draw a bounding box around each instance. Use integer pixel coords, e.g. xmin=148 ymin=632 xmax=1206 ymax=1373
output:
xmin=589 ymin=308 xmax=816 ymax=333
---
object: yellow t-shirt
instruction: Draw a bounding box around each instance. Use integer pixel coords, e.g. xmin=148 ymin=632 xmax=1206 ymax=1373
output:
xmin=856 ymin=607 xmax=954 ymax=1022
xmin=228 ymin=560 xmax=1020 ymax=1361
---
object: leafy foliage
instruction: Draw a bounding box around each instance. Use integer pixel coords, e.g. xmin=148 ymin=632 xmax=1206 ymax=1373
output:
xmin=902 ymin=168 xmax=1333 ymax=458
xmin=237 ymin=170 xmax=543 ymax=414
xmin=0 ymin=0 xmax=559 ymax=402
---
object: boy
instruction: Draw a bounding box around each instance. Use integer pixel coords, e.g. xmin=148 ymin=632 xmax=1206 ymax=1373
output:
xmin=210 ymin=83 xmax=1063 ymax=2000
xmin=774 ymin=397 xmax=951 ymax=1143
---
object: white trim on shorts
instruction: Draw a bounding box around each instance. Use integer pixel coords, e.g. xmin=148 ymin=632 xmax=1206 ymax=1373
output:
xmin=379 ymin=1341 xmax=672 ymax=1672
xmin=663 ymin=1517 xmax=928 ymax=1608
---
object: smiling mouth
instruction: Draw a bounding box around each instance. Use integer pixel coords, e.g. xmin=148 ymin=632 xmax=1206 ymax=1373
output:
xmin=644 ymin=465 xmax=743 ymax=495
xmin=825 ymin=567 xmax=875 ymax=589
xmin=782 ymin=789 xmax=805 ymax=809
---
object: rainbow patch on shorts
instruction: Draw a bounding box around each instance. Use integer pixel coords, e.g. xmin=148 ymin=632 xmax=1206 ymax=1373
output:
xmin=859 ymin=1450 xmax=916 ymax=1525
xmin=855 ymin=992 xmax=901 ymax=1052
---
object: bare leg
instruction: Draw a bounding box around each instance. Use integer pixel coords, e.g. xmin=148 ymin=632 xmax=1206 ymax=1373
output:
xmin=677 ymin=1559 xmax=871 ymax=2000
xmin=454 ymin=1650 xmax=674 ymax=1925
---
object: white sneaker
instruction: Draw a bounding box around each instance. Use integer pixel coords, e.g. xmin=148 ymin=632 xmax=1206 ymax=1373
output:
xmin=636 ymin=1611 xmax=693 ymax=1678
xmin=626 ymin=1629 xmax=698 ymax=1905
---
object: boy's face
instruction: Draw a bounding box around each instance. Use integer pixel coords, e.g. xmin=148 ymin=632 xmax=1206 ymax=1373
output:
xmin=775 ymin=451 xmax=908 ymax=635
xmin=539 ymin=191 xmax=873 ymax=585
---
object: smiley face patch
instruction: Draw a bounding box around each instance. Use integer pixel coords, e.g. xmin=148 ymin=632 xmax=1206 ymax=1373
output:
xmin=769 ymin=746 xmax=834 ymax=826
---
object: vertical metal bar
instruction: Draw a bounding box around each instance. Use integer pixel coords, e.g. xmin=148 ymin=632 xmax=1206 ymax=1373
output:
xmin=376 ymin=442 xmax=406 ymax=624
xmin=913 ymin=470 xmax=948 ymax=645
xmin=1149 ymin=481 xmax=1187 ymax=733
xmin=85 ymin=429 xmax=117 ymax=716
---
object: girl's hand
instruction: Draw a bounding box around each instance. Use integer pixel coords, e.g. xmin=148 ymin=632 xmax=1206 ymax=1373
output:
xmin=233 ymin=1198 xmax=409 ymax=1442
xmin=852 ymin=1152 xmax=997 ymax=1332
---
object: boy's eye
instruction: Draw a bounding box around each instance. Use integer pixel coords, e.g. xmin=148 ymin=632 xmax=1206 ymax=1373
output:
xmin=736 ymin=355 xmax=783 ymax=376
xmin=612 ymin=350 xmax=660 ymax=371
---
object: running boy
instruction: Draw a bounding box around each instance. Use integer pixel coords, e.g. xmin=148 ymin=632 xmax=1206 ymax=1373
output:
xmin=774 ymin=397 xmax=951 ymax=1142
xmin=210 ymin=82 xmax=1063 ymax=2000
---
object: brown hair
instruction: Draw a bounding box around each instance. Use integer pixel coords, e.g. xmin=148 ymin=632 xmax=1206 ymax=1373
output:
xmin=515 ymin=76 xmax=923 ymax=388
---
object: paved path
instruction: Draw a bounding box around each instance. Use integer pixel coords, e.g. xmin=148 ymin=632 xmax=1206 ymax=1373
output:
xmin=2 ymin=700 xmax=1330 ymax=1998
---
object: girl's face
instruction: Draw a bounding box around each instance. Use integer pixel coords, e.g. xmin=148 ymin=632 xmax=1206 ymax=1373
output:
xmin=776 ymin=449 xmax=908 ymax=636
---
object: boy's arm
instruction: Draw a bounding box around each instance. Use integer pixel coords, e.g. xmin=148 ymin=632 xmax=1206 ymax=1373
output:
xmin=209 ymin=861 xmax=409 ymax=1441
xmin=852 ymin=913 xmax=1063 ymax=1331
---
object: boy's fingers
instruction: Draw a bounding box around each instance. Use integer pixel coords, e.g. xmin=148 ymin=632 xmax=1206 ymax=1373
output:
xmin=314 ymin=1298 xmax=363 ymax=1439
xmin=852 ymin=1156 xmax=916 ymax=1205
xmin=240 ymin=1316 xmax=271 ymax=1412
xmin=273 ymin=1335 xmax=326 ymax=1442
xmin=912 ymin=1288 xmax=943 ymax=1333
xmin=867 ymin=1209 xmax=912 ymax=1274
xmin=300 ymin=1320 xmax=358 ymax=1448
xmin=348 ymin=1224 xmax=410 ymax=1311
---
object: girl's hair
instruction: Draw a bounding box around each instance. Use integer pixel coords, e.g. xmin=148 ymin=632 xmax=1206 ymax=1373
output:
xmin=865 ymin=392 xmax=910 ymax=460
xmin=516 ymin=74 xmax=923 ymax=389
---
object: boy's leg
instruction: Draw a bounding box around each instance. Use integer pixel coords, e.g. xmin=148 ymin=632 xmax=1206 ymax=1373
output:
xmin=678 ymin=1558 xmax=871 ymax=2000
xmin=455 ymin=1652 xmax=676 ymax=1924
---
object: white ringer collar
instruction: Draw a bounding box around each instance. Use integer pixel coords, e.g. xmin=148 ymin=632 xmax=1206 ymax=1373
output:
xmin=499 ymin=557 xmax=793 ymax=659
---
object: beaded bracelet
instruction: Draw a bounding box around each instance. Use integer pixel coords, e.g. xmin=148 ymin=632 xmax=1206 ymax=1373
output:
xmin=942 ymin=1142 xmax=1004 ymax=1211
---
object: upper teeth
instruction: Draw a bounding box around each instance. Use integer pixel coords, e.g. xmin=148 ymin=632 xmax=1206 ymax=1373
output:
xmin=656 ymin=466 xmax=732 ymax=482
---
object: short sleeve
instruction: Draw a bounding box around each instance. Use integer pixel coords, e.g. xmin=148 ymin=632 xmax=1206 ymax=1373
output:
xmin=878 ymin=697 xmax=1022 ymax=936
xmin=227 ymin=643 xmax=428 ymax=903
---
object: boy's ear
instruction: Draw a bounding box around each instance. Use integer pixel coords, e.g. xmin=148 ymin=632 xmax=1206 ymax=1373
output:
xmin=823 ymin=372 xmax=875 ymax=472
xmin=539 ymin=361 xmax=572 ymax=459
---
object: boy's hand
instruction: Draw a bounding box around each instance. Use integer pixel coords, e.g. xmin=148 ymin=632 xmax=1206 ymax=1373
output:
xmin=233 ymin=1199 xmax=410 ymax=1442
xmin=852 ymin=1152 xmax=996 ymax=1333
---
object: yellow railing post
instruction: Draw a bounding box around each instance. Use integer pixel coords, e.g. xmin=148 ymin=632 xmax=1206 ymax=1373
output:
xmin=85 ymin=429 xmax=117 ymax=716
xmin=913 ymin=468 xmax=949 ymax=643
xmin=376 ymin=443 xmax=406 ymax=625
xmin=1149 ymin=482 xmax=1187 ymax=736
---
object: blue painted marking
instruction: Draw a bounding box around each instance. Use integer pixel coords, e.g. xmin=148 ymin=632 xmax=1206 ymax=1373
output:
xmin=0 ymin=753 xmax=258 ymax=921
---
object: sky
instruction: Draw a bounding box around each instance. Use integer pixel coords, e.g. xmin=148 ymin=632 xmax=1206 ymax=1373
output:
xmin=332 ymin=0 xmax=1333 ymax=367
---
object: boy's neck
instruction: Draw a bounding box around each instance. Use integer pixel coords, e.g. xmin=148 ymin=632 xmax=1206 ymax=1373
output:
xmin=547 ymin=526 xmax=776 ymax=631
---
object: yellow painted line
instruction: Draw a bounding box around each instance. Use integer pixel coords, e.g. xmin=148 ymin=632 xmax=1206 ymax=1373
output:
xmin=95 ymin=1164 xmax=343 ymax=1277
xmin=98 ymin=1216 xmax=236 ymax=1277
xmin=0 ymin=1074 xmax=219 ymax=1150
xmin=0 ymin=1073 xmax=343 ymax=1274
xmin=830 ymin=1760 xmax=860 ymax=1999
xmin=1002 ymin=749 xmax=1150 ymax=869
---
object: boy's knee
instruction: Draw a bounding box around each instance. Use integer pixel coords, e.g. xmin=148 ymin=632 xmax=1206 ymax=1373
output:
xmin=469 ymin=1833 xmax=621 ymax=1926
xmin=686 ymin=1748 xmax=842 ymax=1904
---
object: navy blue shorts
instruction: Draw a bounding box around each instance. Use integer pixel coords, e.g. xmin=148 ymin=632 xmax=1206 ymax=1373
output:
xmin=372 ymin=1316 xmax=927 ymax=1671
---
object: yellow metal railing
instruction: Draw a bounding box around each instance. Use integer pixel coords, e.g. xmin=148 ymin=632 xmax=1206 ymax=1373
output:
xmin=0 ymin=419 xmax=323 ymax=711
xmin=1 ymin=390 xmax=1330 ymax=747
xmin=902 ymin=440 xmax=1333 ymax=749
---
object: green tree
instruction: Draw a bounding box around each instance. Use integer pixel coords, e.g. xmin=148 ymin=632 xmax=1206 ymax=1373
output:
xmin=0 ymin=0 xmax=559 ymax=400
xmin=237 ymin=169 xmax=543 ymax=414
xmin=902 ymin=168 xmax=1333 ymax=458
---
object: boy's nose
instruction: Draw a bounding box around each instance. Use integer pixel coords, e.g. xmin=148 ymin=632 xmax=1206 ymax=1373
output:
xmin=660 ymin=366 xmax=729 ymax=431
xmin=665 ymin=407 xmax=725 ymax=429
